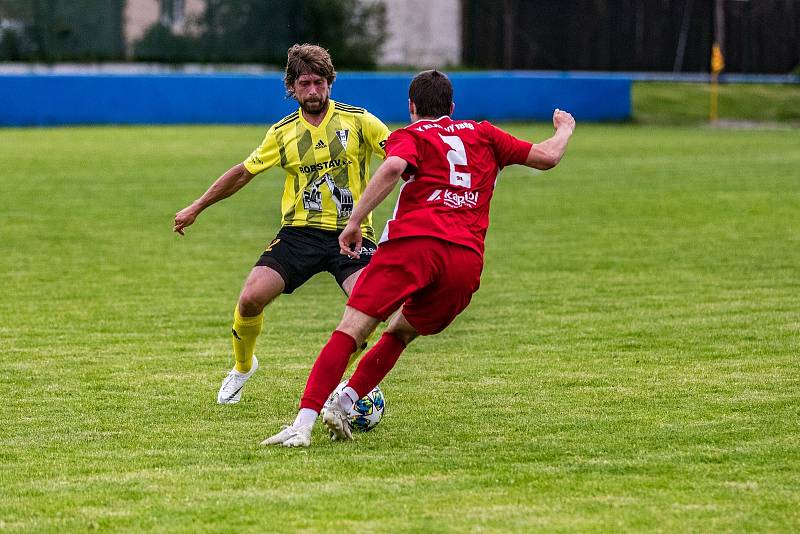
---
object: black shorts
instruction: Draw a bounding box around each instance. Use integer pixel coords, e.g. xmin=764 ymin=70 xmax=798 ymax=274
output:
xmin=255 ymin=226 xmax=376 ymax=294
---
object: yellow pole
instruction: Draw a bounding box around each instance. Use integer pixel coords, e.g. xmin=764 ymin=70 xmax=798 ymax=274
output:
xmin=710 ymin=42 xmax=725 ymax=123
xmin=710 ymin=72 xmax=718 ymax=122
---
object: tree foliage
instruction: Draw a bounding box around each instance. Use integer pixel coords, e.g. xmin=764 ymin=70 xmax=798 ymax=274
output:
xmin=133 ymin=0 xmax=386 ymax=68
xmin=133 ymin=23 xmax=199 ymax=63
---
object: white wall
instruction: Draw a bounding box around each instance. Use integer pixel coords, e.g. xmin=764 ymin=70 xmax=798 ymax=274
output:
xmin=379 ymin=0 xmax=462 ymax=67
xmin=124 ymin=0 xmax=159 ymax=48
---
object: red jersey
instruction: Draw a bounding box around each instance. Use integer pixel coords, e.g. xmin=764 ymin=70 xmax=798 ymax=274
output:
xmin=381 ymin=116 xmax=532 ymax=256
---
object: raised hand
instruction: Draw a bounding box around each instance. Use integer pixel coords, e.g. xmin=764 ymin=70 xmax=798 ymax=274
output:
xmin=553 ymin=108 xmax=576 ymax=133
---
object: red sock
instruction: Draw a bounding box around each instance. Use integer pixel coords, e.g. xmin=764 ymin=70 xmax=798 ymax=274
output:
xmin=300 ymin=330 xmax=357 ymax=412
xmin=347 ymin=333 xmax=407 ymax=397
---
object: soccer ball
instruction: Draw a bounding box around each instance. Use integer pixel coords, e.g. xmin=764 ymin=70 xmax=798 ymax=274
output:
xmin=323 ymin=381 xmax=385 ymax=431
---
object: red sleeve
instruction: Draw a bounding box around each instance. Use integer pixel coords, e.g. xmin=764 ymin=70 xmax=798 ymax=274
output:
xmin=481 ymin=121 xmax=532 ymax=169
xmin=385 ymin=128 xmax=419 ymax=172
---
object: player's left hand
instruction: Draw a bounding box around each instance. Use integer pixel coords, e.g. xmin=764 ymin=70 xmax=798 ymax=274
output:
xmin=339 ymin=222 xmax=362 ymax=259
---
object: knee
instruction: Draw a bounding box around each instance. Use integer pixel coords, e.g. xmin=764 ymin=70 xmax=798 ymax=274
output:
xmin=336 ymin=320 xmax=370 ymax=347
xmin=238 ymin=289 xmax=268 ymax=317
xmin=385 ymin=323 xmax=418 ymax=346
xmin=336 ymin=307 xmax=379 ymax=346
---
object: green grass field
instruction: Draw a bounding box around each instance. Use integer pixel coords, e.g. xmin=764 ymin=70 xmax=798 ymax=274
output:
xmin=1 ymin=121 xmax=799 ymax=532
xmin=634 ymin=82 xmax=800 ymax=125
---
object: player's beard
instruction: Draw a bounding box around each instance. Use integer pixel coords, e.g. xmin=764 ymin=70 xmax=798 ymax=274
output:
xmin=300 ymin=94 xmax=329 ymax=116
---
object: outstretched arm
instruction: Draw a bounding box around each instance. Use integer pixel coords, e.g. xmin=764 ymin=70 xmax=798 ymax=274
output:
xmin=525 ymin=109 xmax=576 ymax=170
xmin=338 ymin=155 xmax=408 ymax=258
xmin=173 ymin=163 xmax=255 ymax=235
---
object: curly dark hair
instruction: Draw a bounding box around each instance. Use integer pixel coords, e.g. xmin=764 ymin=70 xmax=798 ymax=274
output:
xmin=284 ymin=44 xmax=337 ymax=96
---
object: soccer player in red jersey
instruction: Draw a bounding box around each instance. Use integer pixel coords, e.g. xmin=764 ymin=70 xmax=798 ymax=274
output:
xmin=263 ymin=70 xmax=576 ymax=447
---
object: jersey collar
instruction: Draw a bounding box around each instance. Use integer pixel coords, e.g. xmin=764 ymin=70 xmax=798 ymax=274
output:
xmin=409 ymin=115 xmax=450 ymax=126
xmin=299 ymin=98 xmax=336 ymax=131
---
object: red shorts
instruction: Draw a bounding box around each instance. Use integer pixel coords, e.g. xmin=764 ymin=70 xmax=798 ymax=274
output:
xmin=347 ymin=236 xmax=483 ymax=335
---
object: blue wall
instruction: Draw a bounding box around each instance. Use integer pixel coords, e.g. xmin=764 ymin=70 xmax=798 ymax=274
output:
xmin=0 ymin=72 xmax=630 ymax=126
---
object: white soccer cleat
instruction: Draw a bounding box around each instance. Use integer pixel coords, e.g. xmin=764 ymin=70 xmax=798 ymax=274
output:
xmin=322 ymin=395 xmax=354 ymax=441
xmin=217 ymin=355 xmax=259 ymax=404
xmin=260 ymin=424 xmax=313 ymax=448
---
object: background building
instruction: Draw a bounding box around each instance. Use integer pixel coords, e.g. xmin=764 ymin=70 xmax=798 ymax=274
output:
xmin=380 ymin=0 xmax=461 ymax=67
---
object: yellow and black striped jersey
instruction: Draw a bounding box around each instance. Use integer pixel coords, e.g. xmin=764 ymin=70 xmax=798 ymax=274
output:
xmin=243 ymin=100 xmax=390 ymax=242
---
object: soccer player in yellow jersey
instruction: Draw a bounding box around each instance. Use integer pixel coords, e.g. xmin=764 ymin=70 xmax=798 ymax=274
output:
xmin=173 ymin=44 xmax=389 ymax=404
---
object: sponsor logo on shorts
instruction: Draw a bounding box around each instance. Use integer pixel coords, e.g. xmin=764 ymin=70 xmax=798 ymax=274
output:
xmin=426 ymin=189 xmax=479 ymax=209
xmin=358 ymin=245 xmax=376 ymax=256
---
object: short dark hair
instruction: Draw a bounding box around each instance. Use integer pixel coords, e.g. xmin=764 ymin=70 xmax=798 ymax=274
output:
xmin=284 ymin=44 xmax=337 ymax=96
xmin=408 ymin=70 xmax=453 ymax=118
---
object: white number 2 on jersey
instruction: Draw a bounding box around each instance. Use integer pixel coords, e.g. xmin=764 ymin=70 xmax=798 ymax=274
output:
xmin=438 ymin=134 xmax=471 ymax=188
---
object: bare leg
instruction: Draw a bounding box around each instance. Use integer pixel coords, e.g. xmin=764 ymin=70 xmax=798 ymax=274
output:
xmin=335 ymin=306 xmax=382 ymax=348
xmin=384 ymin=311 xmax=420 ymax=346
xmin=237 ymin=266 xmax=285 ymax=316
xmin=340 ymin=268 xmax=363 ymax=296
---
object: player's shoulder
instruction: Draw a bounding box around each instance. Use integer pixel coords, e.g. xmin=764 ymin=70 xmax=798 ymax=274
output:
xmin=271 ymin=110 xmax=300 ymax=131
xmin=451 ymin=118 xmax=488 ymax=134
xmin=471 ymin=119 xmax=506 ymax=140
xmin=475 ymin=119 xmax=498 ymax=132
xmin=389 ymin=123 xmax=417 ymax=140
xmin=399 ymin=119 xmax=430 ymax=135
xmin=335 ymin=101 xmax=388 ymax=135
xmin=401 ymin=117 xmax=483 ymax=137
xmin=333 ymin=100 xmax=367 ymax=116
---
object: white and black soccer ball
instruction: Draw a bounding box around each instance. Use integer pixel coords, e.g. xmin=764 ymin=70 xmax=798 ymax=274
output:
xmin=323 ymin=381 xmax=385 ymax=432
